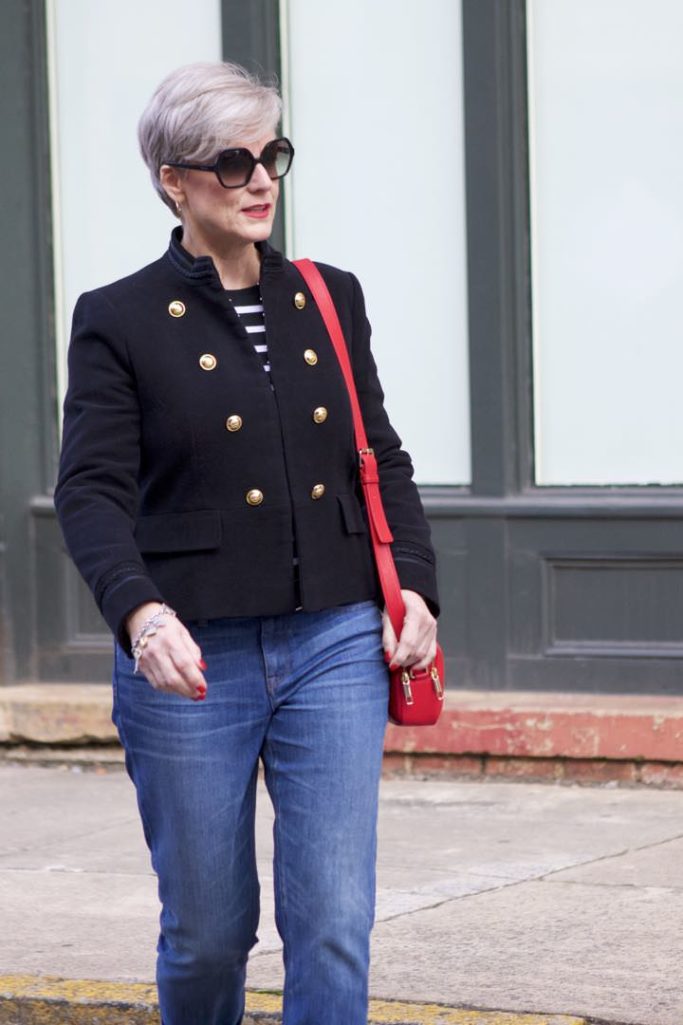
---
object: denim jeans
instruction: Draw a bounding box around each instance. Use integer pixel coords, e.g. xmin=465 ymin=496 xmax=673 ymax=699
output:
xmin=112 ymin=600 xmax=388 ymax=1025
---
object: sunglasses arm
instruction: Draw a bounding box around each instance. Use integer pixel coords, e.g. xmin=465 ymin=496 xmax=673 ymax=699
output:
xmin=163 ymin=160 xmax=216 ymax=173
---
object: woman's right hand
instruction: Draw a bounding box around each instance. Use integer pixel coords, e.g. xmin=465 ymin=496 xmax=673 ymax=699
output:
xmin=126 ymin=603 xmax=207 ymax=701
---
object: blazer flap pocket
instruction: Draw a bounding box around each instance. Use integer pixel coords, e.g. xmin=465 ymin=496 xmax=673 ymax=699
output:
xmin=135 ymin=510 xmax=222 ymax=554
xmin=337 ymin=493 xmax=367 ymax=535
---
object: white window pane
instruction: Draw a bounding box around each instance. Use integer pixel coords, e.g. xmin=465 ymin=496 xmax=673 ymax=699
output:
xmin=283 ymin=0 xmax=470 ymax=485
xmin=529 ymin=0 xmax=683 ymax=485
xmin=48 ymin=0 xmax=221 ymax=402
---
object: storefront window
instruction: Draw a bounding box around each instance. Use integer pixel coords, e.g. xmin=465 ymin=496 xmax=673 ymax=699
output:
xmin=47 ymin=0 xmax=221 ymax=403
xmin=528 ymin=0 xmax=683 ymax=485
xmin=283 ymin=0 xmax=470 ymax=484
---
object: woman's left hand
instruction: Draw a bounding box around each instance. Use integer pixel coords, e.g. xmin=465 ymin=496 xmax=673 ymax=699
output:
xmin=382 ymin=589 xmax=437 ymax=671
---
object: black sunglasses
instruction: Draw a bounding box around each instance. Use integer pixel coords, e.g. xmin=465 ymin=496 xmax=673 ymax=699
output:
xmin=163 ymin=136 xmax=294 ymax=189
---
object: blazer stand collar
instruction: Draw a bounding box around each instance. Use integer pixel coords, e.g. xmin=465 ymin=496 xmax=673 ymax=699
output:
xmin=166 ymin=226 xmax=285 ymax=290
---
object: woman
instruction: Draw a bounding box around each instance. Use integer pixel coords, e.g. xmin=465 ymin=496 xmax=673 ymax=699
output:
xmin=55 ymin=61 xmax=439 ymax=1025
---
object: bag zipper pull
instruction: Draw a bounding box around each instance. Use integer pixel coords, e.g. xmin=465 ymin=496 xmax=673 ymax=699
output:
xmin=401 ymin=670 xmax=414 ymax=705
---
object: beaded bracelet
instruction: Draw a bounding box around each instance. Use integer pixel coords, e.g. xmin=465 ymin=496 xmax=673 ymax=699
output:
xmin=131 ymin=603 xmax=177 ymax=673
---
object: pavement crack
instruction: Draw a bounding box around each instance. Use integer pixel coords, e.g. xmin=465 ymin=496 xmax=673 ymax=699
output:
xmin=0 ymin=866 xmax=155 ymax=878
xmin=375 ymin=875 xmax=526 ymax=924
xmin=545 ymin=878 xmax=683 ymax=893
xmin=537 ymin=831 xmax=683 ymax=883
xmin=0 ymin=817 xmax=139 ymax=859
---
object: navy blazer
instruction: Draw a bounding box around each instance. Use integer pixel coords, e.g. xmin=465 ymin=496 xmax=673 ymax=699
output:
xmin=55 ymin=230 xmax=439 ymax=651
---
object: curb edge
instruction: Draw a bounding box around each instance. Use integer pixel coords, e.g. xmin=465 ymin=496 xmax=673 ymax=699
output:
xmin=0 ymin=975 xmax=588 ymax=1025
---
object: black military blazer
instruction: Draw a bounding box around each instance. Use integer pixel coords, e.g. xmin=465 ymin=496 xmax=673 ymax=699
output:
xmin=55 ymin=229 xmax=438 ymax=651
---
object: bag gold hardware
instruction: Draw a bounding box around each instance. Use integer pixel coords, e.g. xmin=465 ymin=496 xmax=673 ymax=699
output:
xmin=431 ymin=665 xmax=444 ymax=700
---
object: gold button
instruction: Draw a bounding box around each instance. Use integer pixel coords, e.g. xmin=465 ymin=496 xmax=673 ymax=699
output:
xmin=312 ymin=406 xmax=328 ymax=423
xmin=304 ymin=349 xmax=318 ymax=366
xmin=311 ymin=483 xmax=326 ymax=500
xmin=246 ymin=489 xmax=264 ymax=506
xmin=199 ymin=353 xmax=217 ymax=371
xmin=168 ymin=300 xmax=186 ymax=318
xmin=293 ymin=291 xmax=306 ymax=310
xmin=225 ymin=415 xmax=243 ymax=432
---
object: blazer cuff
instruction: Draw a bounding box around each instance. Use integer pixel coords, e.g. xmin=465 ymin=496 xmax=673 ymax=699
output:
xmin=393 ymin=555 xmax=440 ymax=618
xmin=100 ymin=573 xmax=165 ymax=655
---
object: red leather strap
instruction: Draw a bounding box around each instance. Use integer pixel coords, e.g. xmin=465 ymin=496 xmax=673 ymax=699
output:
xmin=293 ymin=258 xmax=406 ymax=640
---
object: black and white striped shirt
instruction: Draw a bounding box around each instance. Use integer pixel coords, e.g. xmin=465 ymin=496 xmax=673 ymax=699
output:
xmin=225 ymin=285 xmax=270 ymax=374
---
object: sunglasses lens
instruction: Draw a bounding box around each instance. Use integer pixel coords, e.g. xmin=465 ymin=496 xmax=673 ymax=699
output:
xmin=216 ymin=150 xmax=254 ymax=187
xmin=215 ymin=139 xmax=294 ymax=187
xmin=261 ymin=139 xmax=293 ymax=180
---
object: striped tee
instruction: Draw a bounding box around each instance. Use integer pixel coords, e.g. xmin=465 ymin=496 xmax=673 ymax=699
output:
xmin=225 ymin=285 xmax=270 ymax=374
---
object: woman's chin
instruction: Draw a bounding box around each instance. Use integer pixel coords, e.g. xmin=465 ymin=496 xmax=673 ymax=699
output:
xmin=240 ymin=219 xmax=275 ymax=243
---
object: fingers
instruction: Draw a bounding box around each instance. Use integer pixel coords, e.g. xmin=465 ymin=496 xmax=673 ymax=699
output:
xmin=389 ymin=590 xmax=438 ymax=671
xmin=136 ymin=619 xmax=207 ymax=700
xmin=142 ymin=649 xmax=196 ymax=699
xmin=409 ymin=635 xmax=438 ymax=672
xmin=382 ymin=610 xmax=398 ymax=663
xmin=170 ymin=646 xmax=207 ymax=701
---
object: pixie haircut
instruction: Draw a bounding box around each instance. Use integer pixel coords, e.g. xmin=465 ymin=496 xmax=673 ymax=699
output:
xmin=138 ymin=61 xmax=283 ymax=215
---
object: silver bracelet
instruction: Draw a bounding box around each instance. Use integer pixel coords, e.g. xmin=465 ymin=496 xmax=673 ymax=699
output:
xmin=131 ymin=603 xmax=177 ymax=673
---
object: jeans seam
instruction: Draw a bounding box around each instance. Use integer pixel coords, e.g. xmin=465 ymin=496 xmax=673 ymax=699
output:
xmin=267 ymin=740 xmax=291 ymax=958
xmin=112 ymin=647 xmax=128 ymax=749
xmin=112 ymin=646 xmax=157 ymax=862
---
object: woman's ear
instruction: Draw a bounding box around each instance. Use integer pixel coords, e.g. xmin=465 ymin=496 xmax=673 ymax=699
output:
xmin=160 ymin=165 xmax=185 ymax=209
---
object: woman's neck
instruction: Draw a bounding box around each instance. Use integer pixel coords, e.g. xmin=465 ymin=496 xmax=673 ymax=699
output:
xmin=179 ymin=226 xmax=261 ymax=290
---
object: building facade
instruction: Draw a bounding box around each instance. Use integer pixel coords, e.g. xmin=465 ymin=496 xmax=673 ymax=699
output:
xmin=2 ymin=0 xmax=682 ymax=692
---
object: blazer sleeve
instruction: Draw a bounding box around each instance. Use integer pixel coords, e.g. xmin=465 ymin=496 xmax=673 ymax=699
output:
xmin=347 ymin=272 xmax=440 ymax=616
xmin=54 ymin=289 xmax=163 ymax=651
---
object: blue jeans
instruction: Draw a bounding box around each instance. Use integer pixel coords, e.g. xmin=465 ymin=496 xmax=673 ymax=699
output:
xmin=112 ymin=600 xmax=388 ymax=1025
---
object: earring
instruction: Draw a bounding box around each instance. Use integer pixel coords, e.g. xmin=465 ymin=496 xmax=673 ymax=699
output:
xmin=175 ymin=200 xmax=182 ymax=217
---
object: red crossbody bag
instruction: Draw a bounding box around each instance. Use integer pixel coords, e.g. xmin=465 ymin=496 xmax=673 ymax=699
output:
xmin=294 ymin=259 xmax=445 ymax=726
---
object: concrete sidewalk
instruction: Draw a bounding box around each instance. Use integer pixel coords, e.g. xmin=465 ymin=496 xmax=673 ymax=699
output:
xmin=0 ymin=764 xmax=681 ymax=1025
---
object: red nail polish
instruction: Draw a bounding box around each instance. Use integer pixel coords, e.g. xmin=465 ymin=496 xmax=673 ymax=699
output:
xmin=389 ymin=663 xmax=399 ymax=672
xmin=199 ymin=659 xmax=207 ymax=670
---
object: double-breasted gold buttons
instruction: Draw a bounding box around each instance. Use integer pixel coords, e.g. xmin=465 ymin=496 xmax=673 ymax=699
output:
xmin=293 ymin=291 xmax=307 ymax=310
xmin=311 ymin=483 xmax=326 ymax=500
xmin=312 ymin=406 xmax=328 ymax=424
xmin=225 ymin=415 xmax=243 ymax=432
xmin=304 ymin=349 xmax=318 ymax=366
xmin=246 ymin=489 xmax=264 ymax=506
xmin=168 ymin=300 xmax=186 ymax=318
xmin=199 ymin=353 xmax=217 ymax=371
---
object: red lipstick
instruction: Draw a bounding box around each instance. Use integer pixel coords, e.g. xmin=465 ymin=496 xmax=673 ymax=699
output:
xmin=243 ymin=204 xmax=271 ymax=220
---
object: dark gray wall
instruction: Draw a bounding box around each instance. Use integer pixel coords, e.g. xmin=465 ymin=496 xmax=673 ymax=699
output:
xmin=222 ymin=0 xmax=286 ymax=251
xmin=1 ymin=0 xmax=59 ymax=682
xmin=221 ymin=0 xmax=281 ymax=79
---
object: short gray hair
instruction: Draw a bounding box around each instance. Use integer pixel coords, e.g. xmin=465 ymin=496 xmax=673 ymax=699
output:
xmin=138 ymin=61 xmax=283 ymax=215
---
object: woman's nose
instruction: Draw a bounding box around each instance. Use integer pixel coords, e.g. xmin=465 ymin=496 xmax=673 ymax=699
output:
xmin=248 ymin=162 xmax=272 ymax=190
